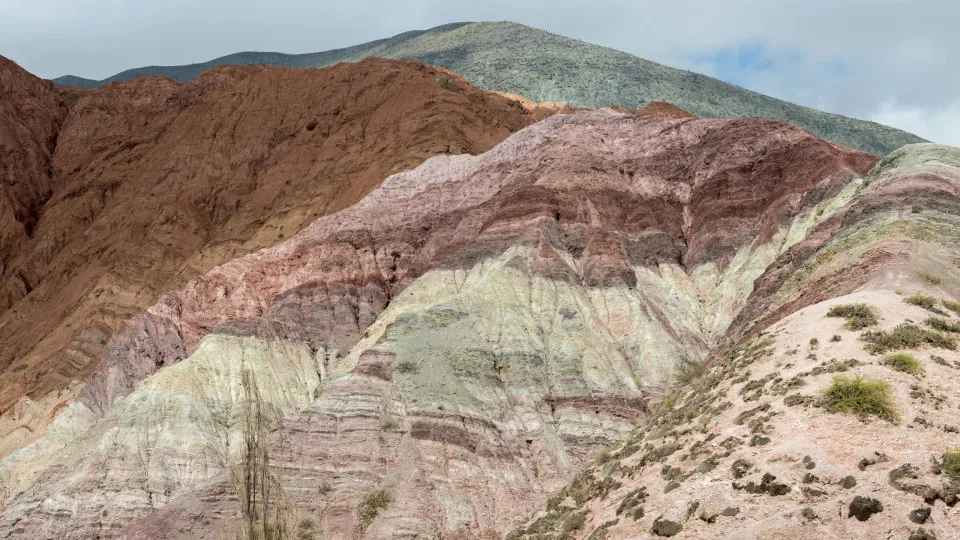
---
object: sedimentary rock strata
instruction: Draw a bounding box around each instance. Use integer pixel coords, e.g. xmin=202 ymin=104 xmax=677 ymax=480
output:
xmin=0 ymin=55 xmax=545 ymax=458
xmin=514 ymin=144 xmax=960 ymax=539
xmin=0 ymin=108 xmax=880 ymax=538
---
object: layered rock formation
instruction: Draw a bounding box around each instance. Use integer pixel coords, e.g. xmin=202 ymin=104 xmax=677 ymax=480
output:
xmin=0 ymin=109 xmax=880 ymax=538
xmin=513 ymin=144 xmax=960 ymax=539
xmin=0 ymin=56 xmax=548 ymax=458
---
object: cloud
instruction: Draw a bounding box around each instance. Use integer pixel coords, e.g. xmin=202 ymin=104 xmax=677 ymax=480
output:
xmin=1 ymin=0 xmax=957 ymax=147
xmin=871 ymin=100 xmax=960 ymax=146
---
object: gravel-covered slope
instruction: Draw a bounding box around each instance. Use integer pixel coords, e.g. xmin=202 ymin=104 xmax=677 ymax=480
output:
xmin=53 ymin=21 xmax=925 ymax=155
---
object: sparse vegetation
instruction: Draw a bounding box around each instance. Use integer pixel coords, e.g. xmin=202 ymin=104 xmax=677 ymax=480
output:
xmin=904 ymin=293 xmax=945 ymax=314
xmin=942 ymin=451 xmax=960 ymax=479
xmin=861 ymin=323 xmax=957 ymax=354
xmin=943 ymin=299 xmax=960 ymax=314
xmin=673 ymin=357 xmax=704 ymax=385
xmin=881 ymin=353 xmax=923 ymax=376
xmin=380 ymin=419 xmax=398 ymax=431
xmin=297 ymin=518 xmax=316 ymax=540
xmin=809 ymin=338 xmax=819 ymax=348
xmin=826 ymin=303 xmax=878 ymax=330
xmin=927 ymin=317 xmax=960 ymax=333
xmin=911 ymin=204 xmax=922 ymax=214
xmin=830 ymin=335 xmax=842 ymax=342
xmin=917 ymin=272 xmax=942 ymax=285
xmin=594 ymin=447 xmax=613 ymax=466
xmin=232 ymin=371 xmax=296 ymax=540
xmin=358 ymin=489 xmax=393 ymax=527
xmin=820 ymin=375 xmax=898 ymax=422
xmin=393 ymin=360 xmax=418 ymax=374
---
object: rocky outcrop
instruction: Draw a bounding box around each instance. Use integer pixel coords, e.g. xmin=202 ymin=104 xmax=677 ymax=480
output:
xmin=513 ymin=144 xmax=960 ymax=539
xmin=0 ymin=56 xmax=84 ymax=286
xmin=0 ymin=109 xmax=878 ymax=538
xmin=0 ymin=56 xmax=545 ymax=458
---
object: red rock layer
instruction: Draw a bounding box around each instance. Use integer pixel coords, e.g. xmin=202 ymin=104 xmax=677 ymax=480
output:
xmin=0 ymin=57 xmax=545 ymax=452
xmin=0 ymin=57 xmax=86 ymax=284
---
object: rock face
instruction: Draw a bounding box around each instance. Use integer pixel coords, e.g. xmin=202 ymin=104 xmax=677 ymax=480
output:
xmin=52 ymin=22 xmax=924 ymax=155
xmin=0 ymin=56 xmax=85 ymax=283
xmin=513 ymin=144 xmax=960 ymax=539
xmin=0 ymin=109 xmax=879 ymax=538
xmin=0 ymin=56 xmax=547 ymax=458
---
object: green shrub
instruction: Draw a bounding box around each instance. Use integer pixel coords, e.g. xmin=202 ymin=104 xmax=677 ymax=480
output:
xmin=826 ymin=303 xmax=878 ymax=330
xmin=594 ymin=447 xmax=613 ymax=466
xmin=917 ymin=272 xmax=942 ymax=285
xmin=830 ymin=335 xmax=842 ymax=342
xmin=911 ymin=204 xmax=922 ymax=213
xmin=820 ymin=375 xmax=898 ymax=422
xmin=881 ymin=353 xmax=923 ymax=376
xmin=926 ymin=317 xmax=960 ymax=333
xmin=297 ymin=518 xmax=316 ymax=540
xmin=861 ymin=323 xmax=957 ymax=354
xmin=904 ymin=293 xmax=944 ymax=314
xmin=943 ymin=450 xmax=960 ymax=478
xmin=358 ymin=489 xmax=393 ymax=526
xmin=393 ymin=360 xmax=418 ymax=374
xmin=943 ymin=299 xmax=960 ymax=314
xmin=673 ymin=357 xmax=704 ymax=385
xmin=559 ymin=510 xmax=586 ymax=536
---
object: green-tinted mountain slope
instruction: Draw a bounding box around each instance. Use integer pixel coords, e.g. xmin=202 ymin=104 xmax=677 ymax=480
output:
xmin=55 ymin=22 xmax=922 ymax=161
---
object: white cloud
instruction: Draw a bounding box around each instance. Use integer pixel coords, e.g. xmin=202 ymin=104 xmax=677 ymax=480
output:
xmin=871 ymin=100 xmax=960 ymax=146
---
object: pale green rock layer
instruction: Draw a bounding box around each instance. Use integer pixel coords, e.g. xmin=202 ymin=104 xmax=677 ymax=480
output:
xmin=0 ymin=336 xmax=320 ymax=530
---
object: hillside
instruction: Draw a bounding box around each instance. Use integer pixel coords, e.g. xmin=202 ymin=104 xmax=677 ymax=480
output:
xmin=512 ymin=143 xmax=960 ymax=539
xmin=0 ymin=54 xmax=552 ymax=461
xmin=53 ymin=21 xmax=926 ymax=155
xmin=0 ymin=109 xmax=895 ymax=538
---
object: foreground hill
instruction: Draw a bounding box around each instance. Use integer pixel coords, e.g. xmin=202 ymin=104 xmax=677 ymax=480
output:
xmin=53 ymin=21 xmax=925 ymax=156
xmin=513 ymin=144 xmax=960 ymax=538
xmin=0 ymin=55 xmax=551 ymax=459
xmin=0 ymin=108 xmax=887 ymax=538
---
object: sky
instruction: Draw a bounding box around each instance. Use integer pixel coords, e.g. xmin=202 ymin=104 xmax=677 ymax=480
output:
xmin=2 ymin=0 xmax=958 ymax=146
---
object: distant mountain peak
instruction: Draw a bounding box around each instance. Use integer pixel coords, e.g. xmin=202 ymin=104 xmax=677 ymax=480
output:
xmin=51 ymin=21 xmax=924 ymax=155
